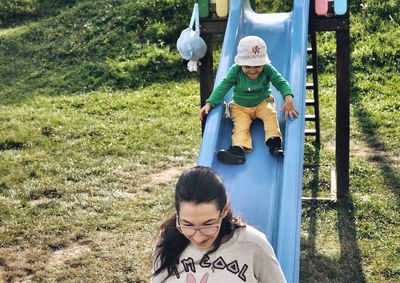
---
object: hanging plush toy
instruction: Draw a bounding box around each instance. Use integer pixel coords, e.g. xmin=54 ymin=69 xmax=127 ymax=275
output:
xmin=176 ymin=1 xmax=207 ymax=72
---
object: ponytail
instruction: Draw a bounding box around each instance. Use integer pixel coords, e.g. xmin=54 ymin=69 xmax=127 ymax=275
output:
xmin=152 ymin=214 xmax=189 ymax=280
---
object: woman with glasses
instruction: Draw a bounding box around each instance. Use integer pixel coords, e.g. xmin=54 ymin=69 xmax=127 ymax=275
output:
xmin=151 ymin=166 xmax=286 ymax=283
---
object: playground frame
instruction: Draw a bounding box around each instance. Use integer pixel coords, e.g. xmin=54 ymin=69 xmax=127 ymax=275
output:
xmin=198 ymin=0 xmax=350 ymax=200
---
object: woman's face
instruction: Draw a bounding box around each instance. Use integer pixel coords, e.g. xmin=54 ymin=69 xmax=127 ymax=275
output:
xmin=177 ymin=201 xmax=226 ymax=251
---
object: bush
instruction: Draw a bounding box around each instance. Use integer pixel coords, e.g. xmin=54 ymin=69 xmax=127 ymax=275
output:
xmin=0 ymin=0 xmax=76 ymax=27
xmin=255 ymin=0 xmax=293 ymax=13
xmin=0 ymin=0 xmax=194 ymax=100
xmin=315 ymin=0 xmax=400 ymax=73
xmin=105 ymin=44 xmax=188 ymax=89
xmin=0 ymin=0 xmax=37 ymax=27
xmin=350 ymin=0 xmax=399 ymax=29
xmin=352 ymin=25 xmax=399 ymax=72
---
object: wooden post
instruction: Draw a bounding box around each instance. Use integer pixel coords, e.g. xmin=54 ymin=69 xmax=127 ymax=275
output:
xmin=306 ymin=0 xmax=350 ymax=201
xmin=336 ymin=29 xmax=350 ymax=198
xmin=199 ymin=34 xmax=214 ymax=134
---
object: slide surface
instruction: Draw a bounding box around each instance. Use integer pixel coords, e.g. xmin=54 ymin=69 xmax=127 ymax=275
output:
xmin=197 ymin=0 xmax=309 ymax=282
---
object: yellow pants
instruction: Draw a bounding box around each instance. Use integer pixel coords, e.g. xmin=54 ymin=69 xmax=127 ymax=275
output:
xmin=230 ymin=96 xmax=282 ymax=150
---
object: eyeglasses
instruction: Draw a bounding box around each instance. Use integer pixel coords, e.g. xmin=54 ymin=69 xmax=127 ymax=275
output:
xmin=176 ymin=214 xmax=222 ymax=236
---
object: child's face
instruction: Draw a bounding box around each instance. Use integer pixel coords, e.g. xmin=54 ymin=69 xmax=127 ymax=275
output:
xmin=241 ymin=65 xmax=263 ymax=80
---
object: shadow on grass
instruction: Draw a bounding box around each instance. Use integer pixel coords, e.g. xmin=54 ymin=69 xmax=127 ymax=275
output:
xmin=0 ymin=32 xmax=192 ymax=107
xmin=301 ymin=146 xmax=365 ymax=283
xmin=0 ymin=63 xmax=192 ymax=107
xmin=301 ymin=198 xmax=366 ymax=283
xmin=351 ymin=90 xmax=400 ymax=200
xmin=300 ymin=199 xmax=366 ymax=283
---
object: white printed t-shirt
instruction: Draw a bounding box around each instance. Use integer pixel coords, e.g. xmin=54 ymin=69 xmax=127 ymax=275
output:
xmin=152 ymin=225 xmax=286 ymax=283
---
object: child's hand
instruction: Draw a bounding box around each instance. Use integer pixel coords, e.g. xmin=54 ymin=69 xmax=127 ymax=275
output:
xmin=199 ymin=103 xmax=211 ymax=120
xmin=280 ymin=95 xmax=299 ymax=120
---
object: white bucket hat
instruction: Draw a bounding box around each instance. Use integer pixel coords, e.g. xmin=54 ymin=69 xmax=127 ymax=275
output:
xmin=234 ymin=36 xmax=271 ymax=66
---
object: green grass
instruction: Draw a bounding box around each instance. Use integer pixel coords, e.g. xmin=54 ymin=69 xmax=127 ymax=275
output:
xmin=301 ymin=70 xmax=399 ymax=282
xmin=1 ymin=0 xmax=399 ymax=282
xmin=0 ymin=81 xmax=201 ymax=282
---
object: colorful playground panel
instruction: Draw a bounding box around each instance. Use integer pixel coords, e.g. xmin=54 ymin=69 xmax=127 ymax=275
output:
xmin=315 ymin=0 xmax=328 ymax=16
xmin=334 ymin=0 xmax=347 ymax=15
xmin=198 ymin=0 xmax=209 ymax=18
xmin=216 ymin=0 xmax=229 ymax=17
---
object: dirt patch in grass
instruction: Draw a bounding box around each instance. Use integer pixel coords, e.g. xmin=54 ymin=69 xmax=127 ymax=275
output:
xmin=326 ymin=140 xmax=399 ymax=168
xmin=0 ymin=243 xmax=92 ymax=282
xmin=139 ymin=164 xmax=193 ymax=189
xmin=1 ymin=164 xmax=194 ymax=282
xmin=0 ymin=265 xmax=5 ymax=282
xmin=50 ymin=244 xmax=91 ymax=266
xmin=111 ymin=190 xmax=137 ymax=200
xmin=29 ymin=198 xmax=52 ymax=206
xmin=352 ymin=142 xmax=399 ymax=167
xmin=0 ymin=249 xmax=46 ymax=283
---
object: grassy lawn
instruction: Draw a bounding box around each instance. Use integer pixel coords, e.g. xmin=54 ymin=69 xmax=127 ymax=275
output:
xmin=1 ymin=0 xmax=399 ymax=282
xmin=0 ymin=80 xmax=201 ymax=282
xmin=301 ymin=74 xmax=399 ymax=283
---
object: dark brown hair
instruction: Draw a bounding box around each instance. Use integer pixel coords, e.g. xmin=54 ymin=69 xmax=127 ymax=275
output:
xmin=152 ymin=166 xmax=245 ymax=281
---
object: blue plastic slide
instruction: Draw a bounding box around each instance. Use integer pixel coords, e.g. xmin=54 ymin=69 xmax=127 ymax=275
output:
xmin=197 ymin=0 xmax=309 ymax=282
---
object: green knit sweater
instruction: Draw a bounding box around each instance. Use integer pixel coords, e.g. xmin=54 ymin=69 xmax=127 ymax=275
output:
xmin=206 ymin=64 xmax=293 ymax=107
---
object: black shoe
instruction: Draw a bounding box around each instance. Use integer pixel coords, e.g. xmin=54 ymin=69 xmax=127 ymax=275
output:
xmin=217 ymin=146 xmax=246 ymax=165
xmin=266 ymin=137 xmax=284 ymax=157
